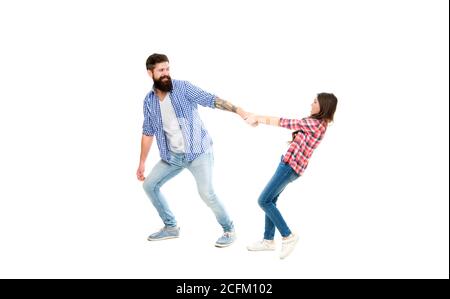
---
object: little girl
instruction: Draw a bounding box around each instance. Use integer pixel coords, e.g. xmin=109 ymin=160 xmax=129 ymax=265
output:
xmin=246 ymin=93 xmax=338 ymax=259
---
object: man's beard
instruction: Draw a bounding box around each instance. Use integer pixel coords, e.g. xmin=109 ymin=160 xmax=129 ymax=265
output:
xmin=153 ymin=75 xmax=173 ymax=92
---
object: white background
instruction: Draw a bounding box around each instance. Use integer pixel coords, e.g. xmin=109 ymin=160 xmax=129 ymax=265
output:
xmin=0 ymin=0 xmax=448 ymax=278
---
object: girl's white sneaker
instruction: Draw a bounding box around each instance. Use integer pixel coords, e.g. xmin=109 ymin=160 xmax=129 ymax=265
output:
xmin=280 ymin=233 xmax=299 ymax=259
xmin=247 ymin=239 xmax=276 ymax=251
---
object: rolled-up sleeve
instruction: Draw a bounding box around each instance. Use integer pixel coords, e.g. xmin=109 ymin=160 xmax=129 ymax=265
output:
xmin=279 ymin=117 xmax=317 ymax=134
xmin=142 ymin=100 xmax=154 ymax=136
xmin=184 ymin=81 xmax=216 ymax=108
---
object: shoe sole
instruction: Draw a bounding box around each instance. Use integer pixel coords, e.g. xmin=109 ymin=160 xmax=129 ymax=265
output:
xmin=215 ymin=242 xmax=235 ymax=248
xmin=147 ymin=235 xmax=179 ymax=241
xmin=247 ymin=248 xmax=276 ymax=251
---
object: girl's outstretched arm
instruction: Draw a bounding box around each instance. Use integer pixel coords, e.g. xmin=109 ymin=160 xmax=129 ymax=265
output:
xmin=247 ymin=114 xmax=281 ymax=127
xmin=246 ymin=114 xmax=321 ymax=134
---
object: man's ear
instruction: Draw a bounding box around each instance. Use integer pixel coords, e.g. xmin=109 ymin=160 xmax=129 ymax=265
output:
xmin=147 ymin=69 xmax=153 ymax=78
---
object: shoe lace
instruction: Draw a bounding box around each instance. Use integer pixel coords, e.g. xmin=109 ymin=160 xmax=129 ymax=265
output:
xmin=222 ymin=232 xmax=233 ymax=239
xmin=160 ymin=226 xmax=174 ymax=233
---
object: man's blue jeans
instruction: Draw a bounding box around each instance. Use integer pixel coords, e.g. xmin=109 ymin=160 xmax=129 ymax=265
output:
xmin=143 ymin=151 xmax=234 ymax=232
xmin=258 ymin=160 xmax=299 ymax=240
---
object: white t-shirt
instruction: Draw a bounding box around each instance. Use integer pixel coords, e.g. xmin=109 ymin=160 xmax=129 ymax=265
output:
xmin=159 ymin=94 xmax=185 ymax=153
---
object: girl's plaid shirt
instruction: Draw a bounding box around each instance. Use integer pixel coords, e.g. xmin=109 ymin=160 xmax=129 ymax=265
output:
xmin=279 ymin=117 xmax=328 ymax=175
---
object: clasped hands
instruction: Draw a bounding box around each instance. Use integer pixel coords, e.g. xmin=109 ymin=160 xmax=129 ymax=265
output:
xmin=242 ymin=112 xmax=259 ymax=127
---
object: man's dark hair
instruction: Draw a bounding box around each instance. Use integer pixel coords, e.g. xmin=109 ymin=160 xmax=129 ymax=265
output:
xmin=146 ymin=53 xmax=169 ymax=70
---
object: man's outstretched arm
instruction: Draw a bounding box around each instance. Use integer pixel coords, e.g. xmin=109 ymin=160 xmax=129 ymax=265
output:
xmin=214 ymin=97 xmax=249 ymax=120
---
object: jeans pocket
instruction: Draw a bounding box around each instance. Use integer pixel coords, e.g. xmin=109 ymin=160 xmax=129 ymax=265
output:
xmin=169 ymin=153 xmax=184 ymax=167
xmin=289 ymin=172 xmax=300 ymax=182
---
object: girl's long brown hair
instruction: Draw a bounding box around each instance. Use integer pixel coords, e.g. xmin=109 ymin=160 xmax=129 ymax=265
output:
xmin=311 ymin=93 xmax=338 ymax=123
xmin=291 ymin=93 xmax=338 ymax=142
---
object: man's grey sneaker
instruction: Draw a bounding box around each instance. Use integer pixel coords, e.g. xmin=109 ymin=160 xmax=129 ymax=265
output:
xmin=215 ymin=231 xmax=236 ymax=248
xmin=147 ymin=226 xmax=180 ymax=241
